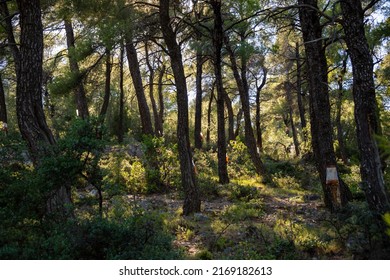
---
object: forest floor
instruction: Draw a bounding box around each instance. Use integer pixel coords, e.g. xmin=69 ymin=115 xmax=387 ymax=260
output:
xmin=129 ymin=183 xmax=349 ymax=260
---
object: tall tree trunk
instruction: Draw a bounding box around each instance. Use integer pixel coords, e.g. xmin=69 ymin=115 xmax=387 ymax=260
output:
xmin=64 ymin=19 xmax=89 ymax=119
xmin=235 ymin=108 xmax=243 ymax=139
xmin=255 ymin=67 xmax=267 ymax=152
xmin=295 ymin=42 xmax=307 ymax=131
xmin=157 ymin=63 xmax=166 ymax=135
xmin=211 ymin=0 xmax=229 ymax=184
xmin=99 ymin=49 xmax=112 ymax=121
xmin=340 ymin=0 xmax=389 ymax=214
xmin=194 ymin=52 xmax=204 ymax=149
xmin=0 ymin=73 xmax=7 ymax=135
xmin=285 ymin=82 xmax=300 ymax=157
xmin=206 ymin=82 xmax=215 ymax=147
xmin=125 ymin=39 xmax=154 ymax=136
xmin=225 ymin=37 xmax=267 ymax=177
xmin=145 ymin=43 xmax=164 ymax=136
xmin=16 ymin=0 xmax=72 ymax=215
xmin=159 ymin=0 xmax=200 ymax=215
xmin=118 ymin=40 xmax=125 ymax=143
xmin=335 ymin=57 xmax=348 ymax=164
xmin=224 ymin=90 xmax=235 ymax=142
xmin=298 ymin=0 xmax=351 ymax=211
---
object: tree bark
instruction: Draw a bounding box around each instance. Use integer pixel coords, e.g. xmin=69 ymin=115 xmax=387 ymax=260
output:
xmin=211 ymin=0 xmax=229 ymax=184
xmin=64 ymin=19 xmax=89 ymax=119
xmin=194 ymin=52 xmax=204 ymax=149
xmin=298 ymin=0 xmax=351 ymax=211
xmin=159 ymin=0 xmax=201 ymax=215
xmin=125 ymin=39 xmax=154 ymax=136
xmin=340 ymin=0 xmax=389 ymax=213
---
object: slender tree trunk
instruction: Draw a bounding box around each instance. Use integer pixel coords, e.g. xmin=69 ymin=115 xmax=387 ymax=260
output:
xmin=298 ymin=0 xmax=351 ymax=211
xmin=145 ymin=43 xmax=163 ymax=136
xmin=211 ymin=0 xmax=229 ymax=184
xmin=194 ymin=52 xmax=204 ymax=149
xmin=157 ymin=63 xmax=166 ymax=135
xmin=0 ymin=73 xmax=8 ymax=135
xmin=335 ymin=57 xmax=348 ymax=164
xmin=340 ymin=0 xmax=389 ymax=214
xmin=255 ymin=67 xmax=267 ymax=152
xmin=295 ymin=42 xmax=307 ymax=131
xmin=99 ymin=49 xmax=112 ymax=121
xmin=125 ymin=39 xmax=154 ymax=136
xmin=206 ymin=82 xmax=215 ymax=147
xmin=225 ymin=37 xmax=267 ymax=177
xmin=224 ymin=90 xmax=235 ymax=142
xmin=285 ymin=82 xmax=300 ymax=157
xmin=160 ymin=0 xmax=200 ymax=215
xmin=235 ymin=108 xmax=243 ymax=139
xmin=118 ymin=40 xmax=125 ymax=143
xmin=64 ymin=19 xmax=89 ymax=119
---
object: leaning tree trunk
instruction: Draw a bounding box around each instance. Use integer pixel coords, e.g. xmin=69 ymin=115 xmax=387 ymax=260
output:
xmin=64 ymin=19 xmax=89 ymax=119
xmin=160 ymin=0 xmax=201 ymax=215
xmin=298 ymin=0 xmax=351 ymax=211
xmin=340 ymin=0 xmax=389 ymax=214
xmin=211 ymin=0 xmax=229 ymax=184
xmin=125 ymin=39 xmax=154 ymax=136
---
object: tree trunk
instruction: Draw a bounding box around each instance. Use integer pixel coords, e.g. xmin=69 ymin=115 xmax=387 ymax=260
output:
xmin=295 ymin=42 xmax=307 ymax=131
xmin=64 ymin=19 xmax=89 ymax=119
xmin=99 ymin=49 xmax=112 ymax=121
xmin=206 ymin=83 xmax=215 ymax=147
xmin=211 ymin=0 xmax=229 ymax=184
xmin=285 ymin=82 xmax=300 ymax=157
xmin=255 ymin=67 xmax=267 ymax=152
xmin=235 ymin=108 xmax=243 ymax=139
xmin=145 ymin=43 xmax=164 ymax=136
xmin=15 ymin=0 xmax=72 ymax=216
xmin=194 ymin=52 xmax=204 ymax=149
xmin=225 ymin=37 xmax=267 ymax=177
xmin=340 ymin=0 xmax=389 ymax=214
xmin=118 ymin=40 xmax=125 ymax=143
xmin=0 ymin=73 xmax=7 ymax=135
xmin=157 ymin=63 xmax=166 ymax=136
xmin=125 ymin=39 xmax=154 ymax=136
xmin=335 ymin=57 xmax=348 ymax=164
xmin=298 ymin=0 xmax=351 ymax=211
xmin=224 ymin=90 xmax=235 ymax=142
xmin=159 ymin=0 xmax=201 ymax=215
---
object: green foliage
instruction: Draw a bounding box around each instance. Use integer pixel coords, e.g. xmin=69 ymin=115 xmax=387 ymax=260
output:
xmin=227 ymin=139 xmax=256 ymax=177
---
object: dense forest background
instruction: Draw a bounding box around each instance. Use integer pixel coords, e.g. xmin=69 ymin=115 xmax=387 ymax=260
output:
xmin=1 ymin=0 xmax=390 ymax=259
